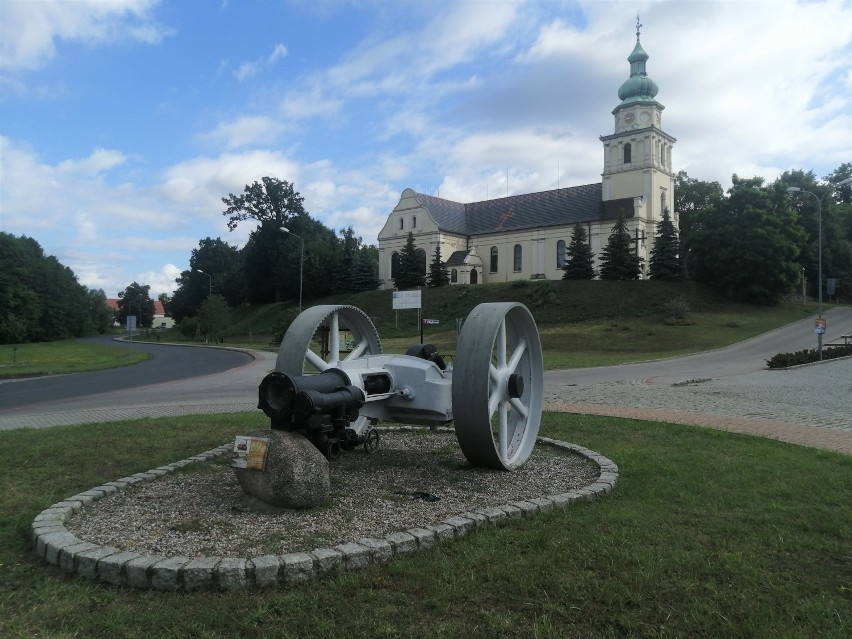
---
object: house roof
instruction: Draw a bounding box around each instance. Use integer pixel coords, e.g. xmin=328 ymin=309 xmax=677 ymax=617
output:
xmin=445 ymin=250 xmax=470 ymax=267
xmin=106 ymin=299 xmax=166 ymax=316
xmin=411 ymin=183 xmax=634 ymax=236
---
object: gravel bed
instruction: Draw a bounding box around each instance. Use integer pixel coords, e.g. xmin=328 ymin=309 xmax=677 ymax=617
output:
xmin=67 ymin=430 xmax=599 ymax=558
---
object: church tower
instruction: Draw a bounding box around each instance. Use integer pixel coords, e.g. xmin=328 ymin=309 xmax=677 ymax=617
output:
xmin=600 ymin=19 xmax=677 ymax=229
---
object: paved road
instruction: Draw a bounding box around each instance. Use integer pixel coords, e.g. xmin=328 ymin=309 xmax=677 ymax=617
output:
xmin=1 ymin=309 xmax=850 ymax=448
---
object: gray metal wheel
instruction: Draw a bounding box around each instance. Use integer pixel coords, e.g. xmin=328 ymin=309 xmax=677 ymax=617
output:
xmin=452 ymin=302 xmax=543 ymax=470
xmin=275 ymin=305 xmax=382 ymax=435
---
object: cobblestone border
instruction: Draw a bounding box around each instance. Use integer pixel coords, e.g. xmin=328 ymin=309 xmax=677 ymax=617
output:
xmin=32 ymin=432 xmax=618 ymax=591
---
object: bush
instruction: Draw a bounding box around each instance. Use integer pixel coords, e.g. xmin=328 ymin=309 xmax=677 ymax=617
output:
xmin=663 ymin=295 xmax=693 ymax=326
xmin=765 ymin=344 xmax=852 ymax=368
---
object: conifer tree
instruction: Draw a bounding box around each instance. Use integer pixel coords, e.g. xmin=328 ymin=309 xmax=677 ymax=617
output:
xmin=599 ymin=215 xmax=642 ymax=280
xmin=427 ymin=244 xmax=450 ymax=287
xmin=562 ymin=223 xmax=596 ymax=280
xmin=649 ymin=208 xmax=682 ymax=281
xmin=394 ymin=232 xmax=426 ymax=290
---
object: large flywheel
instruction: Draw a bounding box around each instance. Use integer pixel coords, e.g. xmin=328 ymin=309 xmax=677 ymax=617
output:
xmin=452 ymin=303 xmax=543 ymax=470
xmin=276 ymin=305 xmax=383 ymax=435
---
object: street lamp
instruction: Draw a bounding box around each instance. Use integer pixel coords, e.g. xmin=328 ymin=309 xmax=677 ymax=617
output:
xmin=280 ymin=226 xmax=304 ymax=313
xmin=195 ymin=269 xmax=212 ymax=297
xmin=787 ymin=176 xmax=852 ymax=360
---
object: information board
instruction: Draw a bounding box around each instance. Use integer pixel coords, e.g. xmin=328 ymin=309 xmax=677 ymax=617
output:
xmin=392 ymin=290 xmax=422 ymax=310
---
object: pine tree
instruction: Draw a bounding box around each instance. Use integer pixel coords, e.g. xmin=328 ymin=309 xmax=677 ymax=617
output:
xmin=562 ymin=223 xmax=596 ymax=280
xmin=427 ymin=244 xmax=450 ymax=287
xmin=649 ymin=208 xmax=682 ymax=281
xmin=394 ymin=232 xmax=426 ymax=290
xmin=599 ymin=215 xmax=642 ymax=280
xmin=351 ymin=246 xmax=380 ymax=292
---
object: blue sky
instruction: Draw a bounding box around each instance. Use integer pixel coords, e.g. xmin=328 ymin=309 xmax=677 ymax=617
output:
xmin=1 ymin=0 xmax=851 ymax=298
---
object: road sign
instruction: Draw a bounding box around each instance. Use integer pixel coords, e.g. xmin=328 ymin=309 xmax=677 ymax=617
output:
xmin=815 ymin=318 xmax=826 ymax=334
xmin=423 ymin=319 xmax=440 ymax=325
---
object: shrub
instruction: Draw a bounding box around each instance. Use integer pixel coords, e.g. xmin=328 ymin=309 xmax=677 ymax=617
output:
xmin=766 ymin=344 xmax=852 ymax=368
xmin=663 ymin=295 xmax=692 ymax=326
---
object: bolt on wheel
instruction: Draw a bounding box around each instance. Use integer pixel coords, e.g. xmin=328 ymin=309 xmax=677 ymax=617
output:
xmin=451 ymin=303 xmax=543 ymax=470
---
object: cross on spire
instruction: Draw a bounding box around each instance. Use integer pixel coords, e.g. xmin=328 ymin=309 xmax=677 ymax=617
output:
xmin=635 ymin=15 xmax=642 ymax=41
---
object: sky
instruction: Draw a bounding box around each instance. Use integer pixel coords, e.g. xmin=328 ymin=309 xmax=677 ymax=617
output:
xmin=1 ymin=0 xmax=850 ymax=299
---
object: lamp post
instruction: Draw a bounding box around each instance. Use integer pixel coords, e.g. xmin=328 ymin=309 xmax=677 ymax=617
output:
xmin=787 ymin=176 xmax=852 ymax=360
xmin=280 ymin=227 xmax=304 ymax=313
xmin=195 ymin=269 xmax=212 ymax=297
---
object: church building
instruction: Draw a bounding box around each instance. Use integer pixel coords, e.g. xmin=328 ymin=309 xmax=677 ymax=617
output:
xmin=377 ymin=24 xmax=676 ymax=288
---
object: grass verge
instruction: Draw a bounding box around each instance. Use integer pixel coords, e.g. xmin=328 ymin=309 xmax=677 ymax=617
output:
xmin=0 ymin=340 xmax=149 ymax=379
xmin=1 ymin=412 xmax=849 ymax=638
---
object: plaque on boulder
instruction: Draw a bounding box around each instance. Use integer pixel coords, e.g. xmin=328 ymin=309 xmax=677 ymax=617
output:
xmin=232 ymin=430 xmax=330 ymax=508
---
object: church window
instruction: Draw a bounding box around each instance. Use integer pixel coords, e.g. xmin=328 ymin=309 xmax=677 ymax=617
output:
xmin=623 ymin=143 xmax=632 ymax=164
xmin=391 ymin=252 xmax=400 ymax=280
xmin=399 ymin=218 xmax=404 ymax=230
xmin=490 ymin=247 xmax=498 ymax=273
xmin=556 ymin=240 xmax=567 ymax=268
xmin=660 ymin=143 xmax=665 ymax=165
xmin=661 ymin=192 xmax=666 ymax=216
xmin=451 ymin=269 xmax=458 ymax=283
xmin=416 ymin=248 xmax=427 ymax=276
xmin=412 ymin=216 xmax=417 ymax=228
xmin=513 ymin=244 xmax=522 ymax=272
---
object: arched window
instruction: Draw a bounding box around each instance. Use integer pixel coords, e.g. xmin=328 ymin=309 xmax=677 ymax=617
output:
xmin=451 ymin=269 xmax=458 ymax=283
xmin=399 ymin=218 xmax=404 ymax=230
xmin=490 ymin=246 xmax=498 ymax=273
xmin=660 ymin=143 xmax=665 ymax=165
xmin=556 ymin=240 xmax=567 ymax=268
xmin=391 ymin=252 xmax=400 ymax=280
xmin=412 ymin=216 xmax=417 ymax=228
xmin=470 ymin=269 xmax=478 ymax=284
xmin=513 ymin=244 xmax=522 ymax=272
xmin=660 ymin=192 xmax=666 ymax=216
xmin=416 ymin=248 xmax=427 ymax=276
xmin=623 ymin=143 xmax=632 ymax=164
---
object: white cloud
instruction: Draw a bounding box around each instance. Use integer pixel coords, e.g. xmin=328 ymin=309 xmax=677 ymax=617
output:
xmin=0 ymin=0 xmax=171 ymax=71
xmin=233 ymin=42 xmax=288 ymax=81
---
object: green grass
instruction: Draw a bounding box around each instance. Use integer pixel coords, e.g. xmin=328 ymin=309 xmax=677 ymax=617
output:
xmin=1 ymin=412 xmax=849 ymax=638
xmin=0 ymin=339 xmax=149 ymax=378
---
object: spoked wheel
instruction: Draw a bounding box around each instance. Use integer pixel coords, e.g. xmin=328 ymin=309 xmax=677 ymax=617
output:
xmin=452 ymin=303 xmax=543 ymax=470
xmin=276 ymin=305 xmax=382 ymax=435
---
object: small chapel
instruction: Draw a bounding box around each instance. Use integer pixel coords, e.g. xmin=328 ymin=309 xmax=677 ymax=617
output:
xmin=377 ymin=23 xmax=677 ymax=288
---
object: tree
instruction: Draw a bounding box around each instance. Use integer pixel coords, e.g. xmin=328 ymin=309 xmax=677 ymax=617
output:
xmin=352 ymin=245 xmax=380 ymax=292
xmin=599 ymin=216 xmax=641 ymax=281
xmin=170 ymin=238 xmax=242 ymax=322
xmin=562 ymin=223 xmax=596 ymax=280
xmin=222 ymin=177 xmax=306 ymax=231
xmin=649 ymin=208 xmax=682 ymax=281
xmin=427 ymin=244 xmax=450 ymax=287
xmin=87 ymin=288 xmax=113 ymax=334
xmin=117 ymin=282 xmax=154 ymax=328
xmin=688 ymin=176 xmax=806 ymax=304
xmin=674 ymin=171 xmax=724 ymax=277
xmin=393 ymin=232 xmax=426 ymax=290
xmin=197 ymin=294 xmax=230 ymax=342
xmin=0 ymin=232 xmax=95 ymax=343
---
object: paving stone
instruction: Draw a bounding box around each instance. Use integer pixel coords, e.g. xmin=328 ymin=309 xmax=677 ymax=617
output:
xmin=58 ymin=541 xmax=99 ymax=573
xmin=443 ymin=515 xmax=476 ymax=536
xmin=252 ymin=555 xmax=281 ymax=588
xmin=281 ymin=552 xmax=314 ymax=584
xmin=357 ymin=538 xmax=393 ymax=562
xmin=75 ymin=546 xmax=119 ymax=580
xmin=310 ymin=547 xmax=343 ymax=574
xmin=216 ymin=558 xmax=250 ymax=591
xmin=183 ymin=557 xmax=219 ymax=591
xmin=37 ymin=531 xmax=79 ymax=562
xmin=126 ymin=554 xmax=166 ymax=589
xmin=425 ymin=522 xmax=455 ymax=541
xmin=151 ymin=556 xmax=191 ymax=591
xmin=333 ymin=542 xmax=372 ymax=570
xmin=384 ymin=531 xmax=417 ymax=555
xmin=405 ymin=527 xmax=437 ymax=550
xmin=98 ymin=551 xmax=142 ymax=586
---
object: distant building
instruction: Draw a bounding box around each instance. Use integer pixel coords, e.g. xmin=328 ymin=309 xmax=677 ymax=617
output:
xmin=106 ymin=298 xmax=173 ymax=329
xmin=377 ymin=24 xmax=676 ymax=287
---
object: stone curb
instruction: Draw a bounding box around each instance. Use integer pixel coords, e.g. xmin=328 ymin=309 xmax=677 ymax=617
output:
xmin=33 ymin=433 xmax=618 ymax=591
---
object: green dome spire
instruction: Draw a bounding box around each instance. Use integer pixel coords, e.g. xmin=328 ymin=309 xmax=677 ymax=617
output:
xmin=617 ymin=17 xmax=659 ymax=104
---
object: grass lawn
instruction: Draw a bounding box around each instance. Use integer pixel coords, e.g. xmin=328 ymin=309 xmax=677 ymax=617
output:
xmin=1 ymin=412 xmax=848 ymax=638
xmin=0 ymin=340 xmax=149 ymax=379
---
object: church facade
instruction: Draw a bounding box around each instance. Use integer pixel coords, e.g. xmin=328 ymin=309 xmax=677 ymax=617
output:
xmin=377 ymin=27 xmax=676 ymax=288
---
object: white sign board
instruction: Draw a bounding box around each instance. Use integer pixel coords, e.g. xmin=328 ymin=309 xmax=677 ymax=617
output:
xmin=393 ymin=290 xmax=422 ymax=310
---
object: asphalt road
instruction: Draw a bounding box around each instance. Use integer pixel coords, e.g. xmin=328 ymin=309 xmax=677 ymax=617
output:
xmin=0 ymin=335 xmax=255 ymax=413
xmin=0 ymin=307 xmax=850 ymax=431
